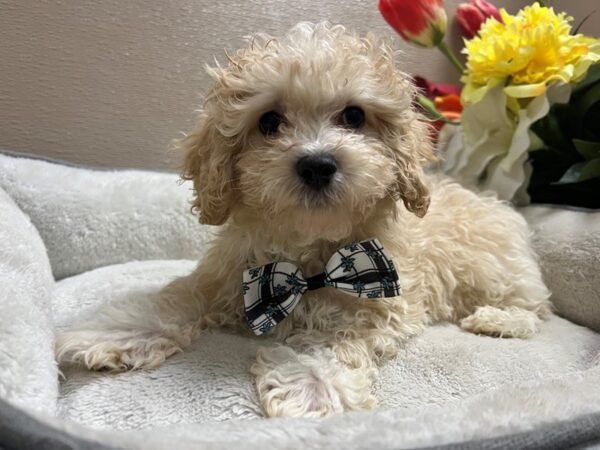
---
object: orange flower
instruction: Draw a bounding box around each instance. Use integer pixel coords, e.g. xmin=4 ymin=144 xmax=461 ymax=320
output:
xmin=432 ymin=94 xmax=462 ymax=135
xmin=435 ymin=94 xmax=463 ymax=118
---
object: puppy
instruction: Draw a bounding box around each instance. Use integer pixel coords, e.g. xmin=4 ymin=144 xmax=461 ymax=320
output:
xmin=56 ymin=23 xmax=552 ymax=418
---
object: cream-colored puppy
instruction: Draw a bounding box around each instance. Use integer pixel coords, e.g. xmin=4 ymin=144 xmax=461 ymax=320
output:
xmin=56 ymin=23 xmax=552 ymax=418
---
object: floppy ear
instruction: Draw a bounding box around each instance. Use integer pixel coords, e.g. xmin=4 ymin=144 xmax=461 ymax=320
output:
xmin=180 ymin=111 xmax=235 ymax=225
xmin=366 ymin=39 xmax=435 ymax=219
xmin=391 ymin=116 xmax=435 ymax=218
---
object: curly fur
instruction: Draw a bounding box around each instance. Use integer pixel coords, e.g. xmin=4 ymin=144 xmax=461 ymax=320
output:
xmin=56 ymin=22 xmax=552 ymax=418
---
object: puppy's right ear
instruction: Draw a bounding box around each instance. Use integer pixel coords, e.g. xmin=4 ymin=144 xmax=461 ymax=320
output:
xmin=180 ymin=111 xmax=235 ymax=225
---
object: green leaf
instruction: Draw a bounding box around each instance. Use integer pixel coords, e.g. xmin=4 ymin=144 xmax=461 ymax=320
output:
xmin=583 ymin=102 xmax=600 ymax=141
xmin=572 ymin=63 xmax=600 ymax=96
xmin=573 ymin=10 xmax=596 ymax=35
xmin=555 ymin=158 xmax=600 ymax=184
xmin=416 ymin=95 xmax=460 ymax=125
xmin=572 ymin=139 xmax=600 ymax=160
xmin=569 ymin=81 xmax=600 ymax=137
xmin=574 ymin=82 xmax=600 ymax=116
xmin=528 ymin=130 xmax=545 ymax=151
xmin=531 ymin=107 xmax=574 ymax=152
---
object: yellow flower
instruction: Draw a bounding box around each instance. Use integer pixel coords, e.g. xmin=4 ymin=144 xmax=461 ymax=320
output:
xmin=461 ymin=2 xmax=600 ymax=104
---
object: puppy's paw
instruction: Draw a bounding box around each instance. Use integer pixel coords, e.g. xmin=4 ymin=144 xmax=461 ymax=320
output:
xmin=460 ymin=305 xmax=541 ymax=339
xmin=251 ymin=345 xmax=376 ymax=418
xmin=55 ymin=329 xmax=184 ymax=371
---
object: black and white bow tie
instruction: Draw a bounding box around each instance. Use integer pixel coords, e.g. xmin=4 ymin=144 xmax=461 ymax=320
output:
xmin=242 ymin=238 xmax=401 ymax=335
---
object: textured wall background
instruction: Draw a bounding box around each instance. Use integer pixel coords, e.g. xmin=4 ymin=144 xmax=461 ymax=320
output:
xmin=0 ymin=0 xmax=597 ymax=171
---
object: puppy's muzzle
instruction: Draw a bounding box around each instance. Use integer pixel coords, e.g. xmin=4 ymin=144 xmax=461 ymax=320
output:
xmin=295 ymin=153 xmax=337 ymax=191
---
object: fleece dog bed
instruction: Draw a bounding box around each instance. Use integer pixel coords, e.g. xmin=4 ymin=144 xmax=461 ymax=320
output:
xmin=1 ymin=152 xmax=599 ymax=449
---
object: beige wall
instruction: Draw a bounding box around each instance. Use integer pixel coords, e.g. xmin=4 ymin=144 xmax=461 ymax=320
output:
xmin=0 ymin=0 xmax=596 ymax=171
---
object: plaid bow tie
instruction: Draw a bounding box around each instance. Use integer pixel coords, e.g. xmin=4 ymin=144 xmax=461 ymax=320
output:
xmin=242 ymin=238 xmax=401 ymax=335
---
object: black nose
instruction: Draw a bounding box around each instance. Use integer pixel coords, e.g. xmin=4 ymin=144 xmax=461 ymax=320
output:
xmin=296 ymin=153 xmax=338 ymax=191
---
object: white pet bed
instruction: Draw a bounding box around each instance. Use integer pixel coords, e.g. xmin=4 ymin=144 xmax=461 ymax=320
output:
xmin=1 ymin=152 xmax=599 ymax=449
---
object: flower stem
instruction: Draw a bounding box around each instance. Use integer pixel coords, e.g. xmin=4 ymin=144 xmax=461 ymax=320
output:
xmin=437 ymin=41 xmax=465 ymax=74
xmin=416 ymin=95 xmax=460 ymax=125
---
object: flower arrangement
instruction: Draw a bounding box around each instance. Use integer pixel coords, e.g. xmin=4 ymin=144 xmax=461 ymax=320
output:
xmin=379 ymin=0 xmax=600 ymax=208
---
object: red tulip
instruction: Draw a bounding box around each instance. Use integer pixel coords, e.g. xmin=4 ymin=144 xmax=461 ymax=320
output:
xmin=379 ymin=0 xmax=448 ymax=48
xmin=415 ymin=76 xmax=461 ymax=100
xmin=456 ymin=0 xmax=502 ymax=39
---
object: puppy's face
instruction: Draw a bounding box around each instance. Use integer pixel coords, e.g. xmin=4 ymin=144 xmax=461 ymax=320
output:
xmin=181 ymin=23 xmax=434 ymax=241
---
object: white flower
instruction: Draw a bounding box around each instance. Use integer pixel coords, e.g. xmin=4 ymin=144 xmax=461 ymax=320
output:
xmin=442 ymin=82 xmax=572 ymax=204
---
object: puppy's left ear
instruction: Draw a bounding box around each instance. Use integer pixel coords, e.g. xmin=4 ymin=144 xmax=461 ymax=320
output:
xmin=179 ymin=110 xmax=235 ymax=225
xmin=368 ymin=40 xmax=436 ymax=218
xmin=392 ymin=116 xmax=435 ymax=218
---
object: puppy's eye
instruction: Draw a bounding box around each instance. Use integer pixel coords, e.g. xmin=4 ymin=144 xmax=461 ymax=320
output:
xmin=259 ymin=111 xmax=283 ymax=136
xmin=340 ymin=106 xmax=365 ymax=129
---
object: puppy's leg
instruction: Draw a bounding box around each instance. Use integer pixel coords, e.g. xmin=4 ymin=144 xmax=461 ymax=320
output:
xmin=252 ymin=300 xmax=423 ymax=418
xmin=452 ymin=244 xmax=551 ymax=339
xmin=251 ymin=344 xmax=377 ymax=418
xmin=460 ymin=305 xmax=542 ymax=338
xmin=439 ymin=192 xmax=552 ymax=338
xmin=456 ymin=226 xmax=551 ymax=339
xmin=56 ymin=274 xmax=200 ymax=371
xmin=56 ymin=257 xmax=244 ymax=371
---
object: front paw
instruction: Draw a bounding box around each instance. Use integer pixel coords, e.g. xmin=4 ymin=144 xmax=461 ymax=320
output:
xmin=251 ymin=346 xmax=376 ymax=418
xmin=55 ymin=329 xmax=183 ymax=372
xmin=460 ymin=305 xmax=542 ymax=339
